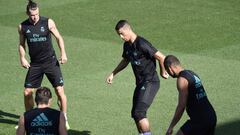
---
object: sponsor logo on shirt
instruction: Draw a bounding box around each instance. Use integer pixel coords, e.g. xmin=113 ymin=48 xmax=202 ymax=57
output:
xmin=26 ymin=29 xmax=31 ymax=33
xmin=29 ymin=34 xmax=47 ymax=43
xmin=141 ymin=86 xmax=146 ymax=90
xmin=31 ymin=113 xmax=52 ymax=127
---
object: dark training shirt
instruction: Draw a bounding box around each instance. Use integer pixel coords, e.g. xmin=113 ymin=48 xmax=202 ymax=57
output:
xmin=24 ymin=107 xmax=60 ymax=135
xmin=179 ymin=70 xmax=216 ymax=123
xmin=122 ymin=36 xmax=159 ymax=85
xmin=21 ymin=16 xmax=55 ymax=63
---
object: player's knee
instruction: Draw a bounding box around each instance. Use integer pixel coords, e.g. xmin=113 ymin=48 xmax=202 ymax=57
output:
xmin=131 ymin=110 xmax=147 ymax=122
xmin=55 ymin=86 xmax=64 ymax=94
xmin=24 ymin=88 xmax=33 ymax=96
xmin=55 ymin=87 xmax=66 ymax=98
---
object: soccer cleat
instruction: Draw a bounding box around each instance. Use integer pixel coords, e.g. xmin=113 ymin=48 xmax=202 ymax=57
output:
xmin=65 ymin=120 xmax=70 ymax=130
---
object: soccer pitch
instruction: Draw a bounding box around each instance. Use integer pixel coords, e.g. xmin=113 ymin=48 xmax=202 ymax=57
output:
xmin=0 ymin=0 xmax=240 ymax=134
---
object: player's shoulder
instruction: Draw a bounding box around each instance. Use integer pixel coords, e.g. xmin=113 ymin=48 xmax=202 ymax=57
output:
xmin=48 ymin=107 xmax=60 ymax=112
xmin=137 ymin=36 xmax=147 ymax=43
xmin=177 ymin=75 xmax=189 ymax=90
xmin=47 ymin=18 xmax=56 ymax=27
xmin=178 ymin=70 xmax=190 ymax=80
xmin=20 ymin=18 xmax=30 ymax=26
xmin=179 ymin=70 xmax=192 ymax=76
xmin=137 ymin=36 xmax=151 ymax=47
xmin=24 ymin=108 xmax=38 ymax=116
xmin=179 ymin=70 xmax=198 ymax=84
xmin=40 ymin=16 xmax=49 ymax=21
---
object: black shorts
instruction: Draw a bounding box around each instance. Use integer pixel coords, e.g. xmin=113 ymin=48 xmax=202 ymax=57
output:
xmin=24 ymin=58 xmax=64 ymax=88
xmin=131 ymin=81 xmax=160 ymax=118
xmin=180 ymin=120 xmax=216 ymax=135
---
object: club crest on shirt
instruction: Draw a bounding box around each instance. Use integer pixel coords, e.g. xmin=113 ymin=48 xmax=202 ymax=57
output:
xmin=40 ymin=26 xmax=45 ymax=32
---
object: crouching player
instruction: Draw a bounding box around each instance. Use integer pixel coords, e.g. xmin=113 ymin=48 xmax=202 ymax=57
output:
xmin=164 ymin=55 xmax=217 ymax=135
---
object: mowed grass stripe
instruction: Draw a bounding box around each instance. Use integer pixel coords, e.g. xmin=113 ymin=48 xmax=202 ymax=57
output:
xmin=0 ymin=0 xmax=87 ymax=16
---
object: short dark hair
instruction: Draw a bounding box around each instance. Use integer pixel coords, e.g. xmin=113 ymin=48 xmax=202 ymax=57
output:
xmin=164 ymin=55 xmax=181 ymax=69
xmin=35 ymin=87 xmax=52 ymax=105
xmin=115 ymin=20 xmax=129 ymax=31
xmin=26 ymin=0 xmax=38 ymax=14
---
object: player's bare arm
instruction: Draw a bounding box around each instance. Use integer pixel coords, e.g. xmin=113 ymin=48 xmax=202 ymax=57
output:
xmin=18 ymin=24 xmax=30 ymax=69
xmin=166 ymin=77 xmax=188 ymax=135
xmin=106 ymin=58 xmax=129 ymax=84
xmin=48 ymin=18 xmax=67 ymax=64
xmin=16 ymin=116 xmax=25 ymax=135
xmin=154 ymin=51 xmax=168 ymax=79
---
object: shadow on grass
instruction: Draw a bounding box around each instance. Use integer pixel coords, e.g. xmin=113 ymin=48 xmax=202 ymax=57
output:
xmin=0 ymin=110 xmax=19 ymax=125
xmin=215 ymin=119 xmax=240 ymax=135
xmin=68 ymin=129 xmax=91 ymax=135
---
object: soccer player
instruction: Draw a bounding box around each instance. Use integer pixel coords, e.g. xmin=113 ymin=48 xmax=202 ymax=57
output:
xmin=16 ymin=87 xmax=67 ymax=135
xmin=164 ymin=55 xmax=217 ymax=135
xmin=18 ymin=0 xmax=69 ymax=129
xmin=106 ymin=20 xmax=169 ymax=135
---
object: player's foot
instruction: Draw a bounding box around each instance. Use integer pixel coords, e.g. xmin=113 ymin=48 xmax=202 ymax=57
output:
xmin=66 ymin=120 xmax=70 ymax=130
xmin=15 ymin=125 xmax=19 ymax=129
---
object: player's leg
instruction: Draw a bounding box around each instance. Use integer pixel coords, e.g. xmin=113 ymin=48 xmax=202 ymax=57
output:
xmin=134 ymin=118 xmax=151 ymax=134
xmin=132 ymin=86 xmax=143 ymax=134
xmin=132 ymin=85 xmax=144 ymax=134
xmin=45 ymin=59 xmax=66 ymax=112
xmin=131 ymin=81 xmax=159 ymax=135
xmin=45 ymin=59 xmax=69 ymax=129
xmin=205 ymin=121 xmax=216 ymax=135
xmin=206 ymin=115 xmax=217 ymax=135
xmin=138 ymin=118 xmax=150 ymax=133
xmin=180 ymin=120 xmax=204 ymax=135
xmin=24 ymin=65 xmax=43 ymax=111
xmin=54 ymin=86 xmax=67 ymax=113
xmin=206 ymin=127 xmax=216 ymax=135
xmin=54 ymin=86 xmax=69 ymax=130
xmin=24 ymin=88 xmax=35 ymax=111
xmin=132 ymin=103 xmax=151 ymax=134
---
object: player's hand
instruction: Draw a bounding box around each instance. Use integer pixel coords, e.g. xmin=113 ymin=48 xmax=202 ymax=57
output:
xmin=59 ymin=54 xmax=67 ymax=64
xmin=166 ymin=127 xmax=173 ymax=135
xmin=106 ymin=73 xmax=114 ymax=84
xmin=20 ymin=58 xmax=30 ymax=69
xmin=161 ymin=71 xmax=169 ymax=79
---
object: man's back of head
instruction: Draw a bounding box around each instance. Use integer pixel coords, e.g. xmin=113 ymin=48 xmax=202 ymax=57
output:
xmin=35 ymin=87 xmax=52 ymax=105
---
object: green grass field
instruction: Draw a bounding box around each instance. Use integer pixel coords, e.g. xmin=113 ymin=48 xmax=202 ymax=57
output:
xmin=0 ymin=0 xmax=240 ymax=134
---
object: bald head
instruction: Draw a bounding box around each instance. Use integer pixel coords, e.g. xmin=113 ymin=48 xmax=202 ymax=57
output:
xmin=164 ymin=55 xmax=181 ymax=69
xmin=164 ymin=55 xmax=183 ymax=78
